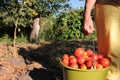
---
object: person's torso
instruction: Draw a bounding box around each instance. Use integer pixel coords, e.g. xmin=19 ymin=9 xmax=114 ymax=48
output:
xmin=96 ymin=0 xmax=120 ymax=4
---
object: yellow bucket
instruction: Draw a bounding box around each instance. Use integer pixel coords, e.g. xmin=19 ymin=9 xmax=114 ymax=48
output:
xmin=60 ymin=60 xmax=110 ymax=80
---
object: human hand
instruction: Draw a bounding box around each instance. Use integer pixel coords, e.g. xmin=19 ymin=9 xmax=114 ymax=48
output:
xmin=83 ymin=16 xmax=94 ymax=35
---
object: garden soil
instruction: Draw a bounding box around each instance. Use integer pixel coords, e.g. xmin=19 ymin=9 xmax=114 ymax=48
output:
xmin=0 ymin=41 xmax=97 ymax=80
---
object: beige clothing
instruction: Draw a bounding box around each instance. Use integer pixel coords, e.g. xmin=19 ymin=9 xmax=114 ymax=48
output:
xmin=95 ymin=4 xmax=120 ymax=80
xmin=96 ymin=0 xmax=120 ymax=4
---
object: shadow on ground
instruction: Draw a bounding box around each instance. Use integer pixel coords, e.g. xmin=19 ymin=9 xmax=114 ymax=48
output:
xmin=18 ymin=40 xmax=98 ymax=80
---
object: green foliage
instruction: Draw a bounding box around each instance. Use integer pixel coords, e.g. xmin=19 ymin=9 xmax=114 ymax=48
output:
xmin=0 ymin=34 xmax=12 ymax=42
xmin=0 ymin=0 xmax=33 ymax=40
xmin=46 ymin=8 xmax=96 ymax=41
xmin=0 ymin=33 xmax=29 ymax=43
xmin=16 ymin=33 xmax=29 ymax=43
xmin=37 ymin=17 xmax=55 ymax=41
xmin=28 ymin=0 xmax=70 ymax=17
xmin=0 ymin=0 xmax=96 ymax=42
xmin=0 ymin=0 xmax=70 ymax=39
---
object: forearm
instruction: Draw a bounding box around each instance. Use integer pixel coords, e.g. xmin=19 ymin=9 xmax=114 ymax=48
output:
xmin=84 ymin=0 xmax=96 ymax=18
xmin=83 ymin=0 xmax=96 ymax=34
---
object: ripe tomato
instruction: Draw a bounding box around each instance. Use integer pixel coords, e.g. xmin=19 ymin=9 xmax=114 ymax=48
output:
xmin=91 ymin=54 xmax=99 ymax=61
xmin=74 ymin=47 xmax=84 ymax=58
xmin=100 ymin=58 xmax=110 ymax=68
xmin=62 ymin=53 xmax=69 ymax=60
xmin=79 ymin=64 xmax=87 ymax=69
xmin=62 ymin=58 xmax=69 ymax=66
xmin=69 ymin=56 xmax=77 ymax=64
xmin=97 ymin=53 xmax=104 ymax=60
xmin=77 ymin=57 xmax=85 ymax=65
xmin=96 ymin=64 xmax=103 ymax=69
xmin=69 ymin=55 xmax=75 ymax=59
xmin=86 ymin=49 xmax=94 ymax=57
xmin=70 ymin=63 xmax=78 ymax=68
xmin=83 ymin=51 xmax=87 ymax=56
xmin=85 ymin=59 xmax=93 ymax=68
xmin=84 ymin=56 xmax=92 ymax=61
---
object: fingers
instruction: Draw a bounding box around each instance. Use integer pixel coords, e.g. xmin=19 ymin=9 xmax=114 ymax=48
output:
xmin=88 ymin=26 xmax=94 ymax=33
xmin=84 ymin=29 xmax=89 ymax=36
xmin=84 ymin=25 xmax=94 ymax=35
xmin=83 ymin=17 xmax=94 ymax=35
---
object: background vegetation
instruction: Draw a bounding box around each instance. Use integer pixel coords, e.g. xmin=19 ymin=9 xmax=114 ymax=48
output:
xmin=0 ymin=0 xmax=96 ymax=43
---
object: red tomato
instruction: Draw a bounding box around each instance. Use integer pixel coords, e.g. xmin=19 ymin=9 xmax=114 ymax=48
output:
xmin=74 ymin=48 xmax=84 ymax=58
xmin=62 ymin=53 xmax=69 ymax=60
xmin=100 ymin=58 xmax=110 ymax=68
xmin=85 ymin=59 xmax=93 ymax=68
xmin=69 ymin=55 xmax=75 ymax=59
xmin=85 ymin=56 xmax=92 ymax=61
xmin=62 ymin=58 xmax=69 ymax=66
xmin=79 ymin=64 xmax=87 ymax=69
xmin=97 ymin=53 xmax=104 ymax=60
xmin=86 ymin=49 xmax=94 ymax=57
xmin=83 ymin=51 xmax=87 ymax=56
xmin=69 ymin=56 xmax=77 ymax=64
xmin=70 ymin=63 xmax=78 ymax=68
xmin=96 ymin=64 xmax=103 ymax=69
xmin=94 ymin=54 xmax=99 ymax=60
xmin=77 ymin=57 xmax=85 ymax=65
xmin=84 ymin=55 xmax=89 ymax=61
xmin=91 ymin=54 xmax=99 ymax=61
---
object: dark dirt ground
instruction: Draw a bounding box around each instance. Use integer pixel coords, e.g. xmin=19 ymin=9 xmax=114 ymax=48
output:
xmin=0 ymin=40 xmax=97 ymax=80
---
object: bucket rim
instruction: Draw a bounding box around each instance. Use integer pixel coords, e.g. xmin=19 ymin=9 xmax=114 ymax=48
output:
xmin=60 ymin=59 xmax=110 ymax=72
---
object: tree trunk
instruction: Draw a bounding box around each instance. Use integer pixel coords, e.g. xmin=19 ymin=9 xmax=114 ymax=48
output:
xmin=13 ymin=18 xmax=19 ymax=58
xmin=30 ymin=17 xmax=40 ymax=42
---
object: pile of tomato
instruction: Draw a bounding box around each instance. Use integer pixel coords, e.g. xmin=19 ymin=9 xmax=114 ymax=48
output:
xmin=62 ymin=47 xmax=111 ymax=69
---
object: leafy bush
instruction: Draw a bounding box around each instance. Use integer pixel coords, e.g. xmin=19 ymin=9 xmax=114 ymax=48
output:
xmin=46 ymin=8 xmax=96 ymax=41
xmin=0 ymin=34 xmax=12 ymax=42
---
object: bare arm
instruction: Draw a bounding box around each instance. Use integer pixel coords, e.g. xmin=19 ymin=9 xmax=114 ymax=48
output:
xmin=84 ymin=0 xmax=96 ymax=35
